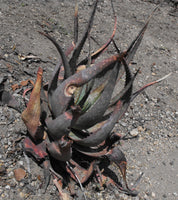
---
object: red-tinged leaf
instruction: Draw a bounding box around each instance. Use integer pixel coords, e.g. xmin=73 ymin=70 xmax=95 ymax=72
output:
xmin=11 ymin=84 xmax=19 ymax=91
xmin=21 ymin=67 xmax=43 ymax=140
xmin=39 ymin=32 xmax=72 ymax=79
xmin=113 ymin=7 xmax=158 ymax=85
xmin=47 ymin=139 xmax=72 ymax=161
xmin=66 ymin=160 xmax=95 ymax=184
xmin=106 ymin=146 xmax=138 ymax=196
xmin=47 ymin=42 xmax=75 ymax=99
xmin=131 ymin=72 xmax=172 ymax=101
xmin=53 ymin=178 xmax=71 ymax=200
xmin=78 ymin=15 xmax=117 ymax=66
xmin=69 ymin=0 xmax=99 ymax=72
xmin=23 ymin=137 xmax=48 ymax=162
xmin=125 ymin=6 xmax=159 ymax=65
xmin=20 ymin=79 xmax=34 ymax=87
xmin=109 ymin=67 xmax=139 ymax=108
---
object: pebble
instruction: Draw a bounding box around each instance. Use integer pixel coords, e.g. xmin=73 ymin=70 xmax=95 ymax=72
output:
xmin=4 ymin=54 xmax=8 ymax=58
xmin=5 ymin=185 xmax=10 ymax=190
xmin=120 ymin=122 xmax=127 ymax=127
xmin=17 ymin=161 xmax=24 ymax=166
xmin=19 ymin=192 xmax=26 ymax=198
xmin=173 ymin=192 xmax=178 ymax=196
xmin=175 ymin=112 xmax=178 ymax=118
xmin=130 ymin=128 xmax=139 ymax=136
xmin=8 ymin=171 xmax=14 ymax=178
xmin=151 ymin=192 xmax=156 ymax=198
xmin=138 ymin=136 xmax=143 ymax=142
xmin=14 ymin=168 xmax=26 ymax=181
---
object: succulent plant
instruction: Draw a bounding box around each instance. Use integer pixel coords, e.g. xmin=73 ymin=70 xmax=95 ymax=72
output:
xmin=13 ymin=0 xmax=170 ymax=198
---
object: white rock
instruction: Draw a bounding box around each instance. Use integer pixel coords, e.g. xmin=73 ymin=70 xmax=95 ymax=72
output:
xmin=130 ymin=128 xmax=139 ymax=136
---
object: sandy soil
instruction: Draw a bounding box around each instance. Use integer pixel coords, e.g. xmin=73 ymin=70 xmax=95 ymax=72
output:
xmin=0 ymin=0 xmax=177 ymax=199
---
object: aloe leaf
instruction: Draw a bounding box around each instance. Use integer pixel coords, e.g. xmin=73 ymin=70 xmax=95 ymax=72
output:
xmin=46 ymin=42 xmax=75 ymax=100
xmin=47 ymin=140 xmax=72 ymax=161
xmin=21 ymin=67 xmax=43 ymax=141
xmin=109 ymin=67 xmax=139 ymax=108
xmin=74 ymin=2 xmax=78 ymax=44
xmin=72 ymin=141 xmax=109 ymax=157
xmin=111 ymin=6 xmax=158 ymax=88
xmin=50 ymin=53 xmax=124 ymax=118
xmin=106 ymin=146 xmax=138 ymax=196
xmin=74 ymin=59 xmax=133 ymax=147
xmin=131 ymin=72 xmax=172 ymax=101
xmin=81 ymin=80 xmax=108 ymax=113
xmin=69 ymin=131 xmax=82 ymax=141
xmin=39 ymin=32 xmax=75 ymax=113
xmin=78 ymin=15 xmax=117 ymax=66
xmin=69 ymin=0 xmax=98 ymax=72
xmin=125 ymin=6 xmax=159 ymax=64
xmin=46 ymin=110 xmax=73 ymax=140
xmin=39 ymin=32 xmax=72 ymax=79
xmin=74 ymin=84 xmax=87 ymax=105
xmin=23 ymin=137 xmax=48 ymax=162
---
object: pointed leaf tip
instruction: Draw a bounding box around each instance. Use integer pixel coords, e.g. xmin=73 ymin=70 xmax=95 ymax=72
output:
xmin=22 ymin=67 xmax=43 ymax=140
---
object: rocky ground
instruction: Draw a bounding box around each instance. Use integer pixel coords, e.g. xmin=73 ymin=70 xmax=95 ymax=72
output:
xmin=0 ymin=0 xmax=177 ymax=199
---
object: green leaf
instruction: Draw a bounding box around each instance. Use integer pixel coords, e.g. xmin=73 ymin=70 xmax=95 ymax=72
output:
xmin=81 ymin=80 xmax=108 ymax=113
xmin=74 ymin=79 xmax=95 ymax=105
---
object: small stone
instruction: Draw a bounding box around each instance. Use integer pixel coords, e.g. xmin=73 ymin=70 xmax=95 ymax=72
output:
xmin=31 ymin=181 xmax=37 ymax=187
xmin=138 ymin=126 xmax=144 ymax=132
xmin=17 ymin=161 xmax=24 ymax=166
xmin=138 ymin=136 xmax=143 ymax=142
xmin=120 ymin=122 xmax=127 ymax=127
xmin=143 ymin=194 xmax=148 ymax=199
xmin=14 ymin=168 xmax=26 ymax=181
xmin=151 ymin=192 xmax=156 ymax=198
xmin=1 ymin=193 xmax=5 ymax=198
xmin=8 ymin=171 xmax=14 ymax=178
xmin=175 ymin=112 xmax=178 ymax=118
xmin=19 ymin=192 xmax=25 ymax=198
xmin=153 ymin=140 xmax=159 ymax=145
xmin=19 ymin=182 xmax=25 ymax=187
xmin=5 ymin=185 xmax=10 ymax=190
xmin=4 ymin=54 xmax=8 ymax=58
xmin=173 ymin=192 xmax=178 ymax=196
xmin=130 ymin=128 xmax=139 ymax=137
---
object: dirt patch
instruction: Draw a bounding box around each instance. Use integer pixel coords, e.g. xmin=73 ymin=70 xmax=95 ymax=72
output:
xmin=0 ymin=0 xmax=177 ymax=199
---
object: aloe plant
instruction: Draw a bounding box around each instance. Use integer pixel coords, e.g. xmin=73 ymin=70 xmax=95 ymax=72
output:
xmin=20 ymin=0 xmax=170 ymax=198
